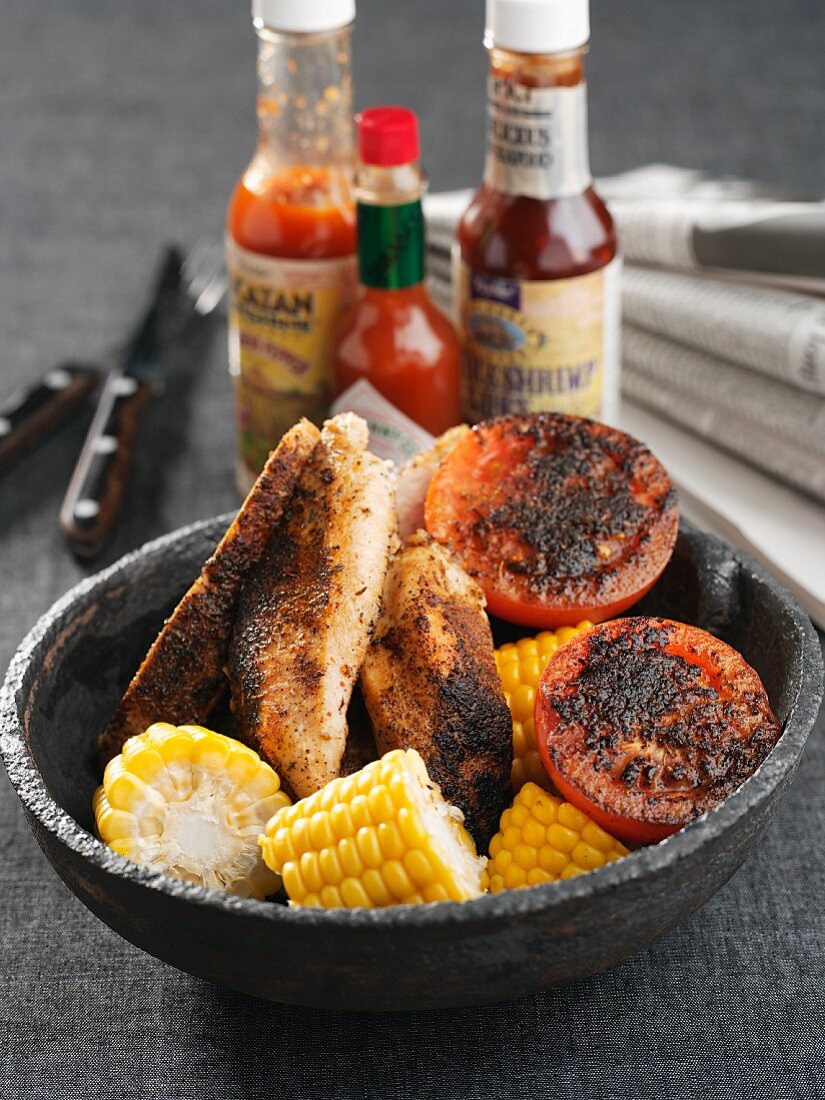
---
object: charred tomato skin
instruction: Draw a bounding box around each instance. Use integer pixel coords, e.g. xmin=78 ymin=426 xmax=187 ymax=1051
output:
xmin=535 ymin=617 xmax=782 ymax=846
xmin=424 ymin=413 xmax=679 ymax=629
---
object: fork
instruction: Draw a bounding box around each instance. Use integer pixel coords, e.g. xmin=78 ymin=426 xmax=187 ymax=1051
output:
xmin=59 ymin=239 xmax=226 ymax=560
xmin=181 ymin=236 xmax=228 ymax=317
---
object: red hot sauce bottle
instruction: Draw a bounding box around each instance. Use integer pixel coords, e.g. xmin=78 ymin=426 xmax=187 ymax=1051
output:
xmin=333 ymin=107 xmax=461 ymax=435
xmin=454 ymin=0 xmax=620 ymax=425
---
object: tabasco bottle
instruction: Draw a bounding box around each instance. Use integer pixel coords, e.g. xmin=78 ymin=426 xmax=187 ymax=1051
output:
xmin=455 ymin=0 xmax=620 ymax=425
xmin=227 ymin=0 xmax=357 ymax=493
xmin=333 ymin=107 xmax=461 ymax=435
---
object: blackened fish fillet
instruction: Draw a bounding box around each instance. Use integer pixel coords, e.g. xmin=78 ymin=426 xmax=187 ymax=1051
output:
xmin=229 ymin=413 xmax=396 ymax=799
xmin=360 ymin=531 xmax=513 ymax=848
xmin=98 ymin=419 xmax=320 ymax=764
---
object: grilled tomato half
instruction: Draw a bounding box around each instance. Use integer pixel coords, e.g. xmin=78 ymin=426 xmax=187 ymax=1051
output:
xmin=424 ymin=413 xmax=678 ymax=627
xmin=535 ymin=617 xmax=782 ymax=845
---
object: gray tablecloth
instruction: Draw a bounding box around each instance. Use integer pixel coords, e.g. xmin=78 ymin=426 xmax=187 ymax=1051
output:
xmin=2 ymin=2 xmax=823 ymax=1097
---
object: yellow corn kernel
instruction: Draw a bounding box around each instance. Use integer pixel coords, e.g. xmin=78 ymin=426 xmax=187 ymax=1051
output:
xmin=387 ymin=859 xmax=417 ymax=899
xmin=402 ymin=849 xmax=433 ymax=888
xmin=93 ymin=723 xmax=290 ymax=900
xmin=581 ymin=821 xmax=616 ymax=853
xmin=571 ymin=841 xmax=607 ymax=871
xmin=546 ymin=823 xmax=579 ymax=853
xmin=320 ymin=884 xmax=342 ymax=908
xmin=377 ymin=821 xmax=405 ymax=861
xmin=558 ymin=802 xmax=590 ymax=832
xmin=362 ymin=868 xmax=394 ymax=907
xmin=309 ymin=811 xmax=336 ymax=852
xmin=495 ymin=622 xmax=594 ymax=791
xmin=485 ymin=782 xmax=629 ymax=893
xmin=527 ymin=867 xmax=555 ymax=887
xmin=259 ymin=749 xmax=485 ymax=909
xmin=503 ymin=862 xmax=527 ymax=890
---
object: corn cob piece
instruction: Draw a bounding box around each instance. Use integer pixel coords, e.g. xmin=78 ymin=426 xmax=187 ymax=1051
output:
xmin=495 ymin=623 xmax=594 ymax=791
xmin=259 ymin=749 xmax=485 ymax=908
xmin=484 ymin=782 xmax=629 ymax=892
xmin=93 ymin=723 xmax=291 ymax=900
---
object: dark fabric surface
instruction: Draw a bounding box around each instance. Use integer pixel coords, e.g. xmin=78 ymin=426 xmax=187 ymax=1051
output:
xmin=1 ymin=1 xmax=824 ymax=1097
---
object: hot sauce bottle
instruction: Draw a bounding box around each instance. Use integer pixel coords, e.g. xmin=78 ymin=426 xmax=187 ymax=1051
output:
xmin=227 ymin=0 xmax=357 ymax=493
xmin=455 ymin=0 xmax=620 ymax=425
xmin=333 ymin=107 xmax=461 ymax=435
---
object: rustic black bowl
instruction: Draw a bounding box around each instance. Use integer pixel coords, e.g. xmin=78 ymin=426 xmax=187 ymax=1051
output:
xmin=1 ymin=517 xmax=821 ymax=1011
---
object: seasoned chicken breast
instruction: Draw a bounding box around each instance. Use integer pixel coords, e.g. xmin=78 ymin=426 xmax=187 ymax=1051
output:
xmin=230 ymin=413 xmax=396 ymax=799
xmin=360 ymin=531 xmax=513 ymax=848
xmin=99 ymin=419 xmax=320 ymax=765
xmin=395 ymin=424 xmax=470 ymax=542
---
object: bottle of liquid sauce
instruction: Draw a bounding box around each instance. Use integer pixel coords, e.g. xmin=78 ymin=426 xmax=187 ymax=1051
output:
xmin=333 ymin=107 xmax=461 ymax=436
xmin=454 ymin=0 xmax=620 ymax=425
xmin=227 ymin=0 xmax=357 ymax=493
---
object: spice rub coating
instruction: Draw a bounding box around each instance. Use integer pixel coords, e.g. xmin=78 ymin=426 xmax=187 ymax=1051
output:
xmin=98 ymin=419 xmax=320 ymax=765
xmin=229 ymin=413 xmax=396 ymax=800
xmin=427 ymin=413 xmax=678 ymax=611
xmin=360 ymin=531 xmax=513 ymax=848
xmin=539 ymin=616 xmax=782 ymax=826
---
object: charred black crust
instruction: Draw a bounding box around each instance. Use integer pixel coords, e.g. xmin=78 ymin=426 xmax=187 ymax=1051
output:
xmin=427 ymin=624 xmax=513 ymax=847
xmin=229 ymin=474 xmax=332 ymax=753
xmin=453 ymin=413 xmax=678 ymax=605
xmin=542 ymin=616 xmax=782 ymax=824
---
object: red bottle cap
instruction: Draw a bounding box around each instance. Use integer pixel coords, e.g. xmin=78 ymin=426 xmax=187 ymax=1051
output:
xmin=357 ymin=106 xmax=420 ymax=167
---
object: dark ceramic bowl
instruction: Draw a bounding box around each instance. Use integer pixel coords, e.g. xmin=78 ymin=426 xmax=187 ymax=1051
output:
xmin=1 ymin=517 xmax=822 ymax=1011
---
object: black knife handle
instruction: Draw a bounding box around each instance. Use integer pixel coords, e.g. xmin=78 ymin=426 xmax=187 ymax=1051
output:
xmin=59 ymin=372 xmax=154 ymax=559
xmin=0 ymin=364 xmax=99 ymax=475
xmin=59 ymin=245 xmax=184 ymax=560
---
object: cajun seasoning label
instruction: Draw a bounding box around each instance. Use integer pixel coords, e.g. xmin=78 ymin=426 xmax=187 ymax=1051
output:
xmin=454 ymin=257 xmax=621 ymax=424
xmin=227 ymin=236 xmax=357 ymax=476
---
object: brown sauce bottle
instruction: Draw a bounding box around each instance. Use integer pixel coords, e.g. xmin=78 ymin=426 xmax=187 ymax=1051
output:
xmin=454 ymin=0 xmax=620 ymax=425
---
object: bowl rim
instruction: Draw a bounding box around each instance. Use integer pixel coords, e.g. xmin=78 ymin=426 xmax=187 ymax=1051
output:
xmin=2 ymin=514 xmax=822 ymax=932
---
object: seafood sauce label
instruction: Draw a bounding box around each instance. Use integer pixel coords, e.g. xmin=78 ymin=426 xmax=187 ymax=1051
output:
xmin=227 ymin=237 xmax=357 ymax=472
xmin=454 ymin=257 xmax=622 ymax=424
xmin=484 ymin=78 xmax=591 ymax=200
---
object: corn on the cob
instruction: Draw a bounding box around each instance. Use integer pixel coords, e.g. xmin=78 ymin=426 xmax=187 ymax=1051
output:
xmin=259 ymin=749 xmax=485 ymax=908
xmin=495 ymin=623 xmax=594 ymax=791
xmin=93 ymin=723 xmax=291 ymax=900
xmin=484 ymin=782 xmax=629 ymax=892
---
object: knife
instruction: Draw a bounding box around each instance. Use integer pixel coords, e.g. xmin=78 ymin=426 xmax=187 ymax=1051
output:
xmin=59 ymin=246 xmax=185 ymax=560
xmin=0 ymin=364 xmax=100 ymax=475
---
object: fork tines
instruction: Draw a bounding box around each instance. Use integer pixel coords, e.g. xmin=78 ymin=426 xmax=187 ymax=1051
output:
xmin=183 ymin=236 xmax=227 ymax=316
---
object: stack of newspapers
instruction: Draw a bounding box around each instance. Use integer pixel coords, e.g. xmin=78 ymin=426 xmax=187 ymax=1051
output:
xmin=424 ymin=166 xmax=825 ymax=505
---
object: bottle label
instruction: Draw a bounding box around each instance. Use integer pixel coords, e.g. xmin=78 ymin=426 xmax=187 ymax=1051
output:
xmin=226 ymin=237 xmax=357 ymax=475
xmin=330 ymin=379 xmax=436 ymax=466
xmin=484 ymin=78 xmax=591 ymax=199
xmin=454 ymin=256 xmax=622 ymax=424
xmin=357 ymin=200 xmax=425 ymax=289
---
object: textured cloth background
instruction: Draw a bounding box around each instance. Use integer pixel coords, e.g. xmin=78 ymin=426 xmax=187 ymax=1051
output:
xmin=1 ymin=2 xmax=824 ymax=1097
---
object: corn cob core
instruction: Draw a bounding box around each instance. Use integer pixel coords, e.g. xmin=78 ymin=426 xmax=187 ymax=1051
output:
xmin=495 ymin=623 xmax=594 ymax=791
xmin=93 ymin=723 xmax=291 ymax=900
xmin=260 ymin=748 xmax=485 ymax=908
xmin=484 ymin=782 xmax=629 ymax=892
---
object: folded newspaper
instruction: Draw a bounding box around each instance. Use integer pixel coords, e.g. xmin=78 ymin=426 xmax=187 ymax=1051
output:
xmin=622 ymin=266 xmax=825 ymax=397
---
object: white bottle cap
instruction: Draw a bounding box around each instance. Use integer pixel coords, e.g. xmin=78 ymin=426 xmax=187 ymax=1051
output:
xmin=485 ymin=0 xmax=590 ymax=53
xmin=252 ymin=0 xmax=355 ymax=33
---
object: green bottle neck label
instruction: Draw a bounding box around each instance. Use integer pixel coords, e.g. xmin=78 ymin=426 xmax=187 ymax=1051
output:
xmin=357 ymin=199 xmax=425 ymax=289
